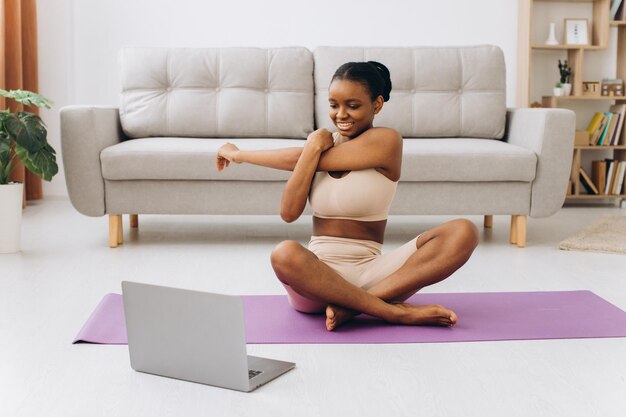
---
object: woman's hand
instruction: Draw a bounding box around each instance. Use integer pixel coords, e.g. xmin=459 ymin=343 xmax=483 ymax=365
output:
xmin=216 ymin=143 xmax=241 ymax=171
xmin=305 ymin=128 xmax=334 ymax=153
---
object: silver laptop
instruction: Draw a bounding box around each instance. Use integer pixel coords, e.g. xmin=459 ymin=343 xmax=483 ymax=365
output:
xmin=121 ymin=281 xmax=295 ymax=392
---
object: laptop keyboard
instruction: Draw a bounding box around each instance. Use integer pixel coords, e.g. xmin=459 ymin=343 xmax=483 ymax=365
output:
xmin=248 ymin=369 xmax=263 ymax=379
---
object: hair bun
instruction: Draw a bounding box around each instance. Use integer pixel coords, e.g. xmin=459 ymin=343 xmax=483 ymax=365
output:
xmin=367 ymin=61 xmax=392 ymax=102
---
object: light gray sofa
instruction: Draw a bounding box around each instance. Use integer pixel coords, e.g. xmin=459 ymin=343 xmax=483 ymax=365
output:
xmin=60 ymin=45 xmax=575 ymax=248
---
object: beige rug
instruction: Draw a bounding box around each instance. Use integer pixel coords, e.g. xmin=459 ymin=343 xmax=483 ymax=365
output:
xmin=559 ymin=215 xmax=626 ymax=254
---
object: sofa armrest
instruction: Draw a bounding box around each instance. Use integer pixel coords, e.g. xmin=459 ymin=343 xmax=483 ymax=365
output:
xmin=60 ymin=106 xmax=126 ymax=216
xmin=504 ymin=108 xmax=575 ymax=218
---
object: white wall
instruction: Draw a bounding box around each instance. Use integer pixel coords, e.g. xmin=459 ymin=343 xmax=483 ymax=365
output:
xmin=36 ymin=0 xmax=519 ymax=196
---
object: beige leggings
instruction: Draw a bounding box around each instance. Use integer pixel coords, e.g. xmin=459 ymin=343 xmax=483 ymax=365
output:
xmin=282 ymin=235 xmax=419 ymax=313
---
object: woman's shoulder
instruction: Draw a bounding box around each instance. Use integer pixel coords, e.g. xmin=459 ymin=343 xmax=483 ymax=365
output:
xmin=367 ymin=127 xmax=402 ymax=140
xmin=371 ymin=126 xmax=401 ymax=135
xmin=364 ymin=127 xmax=403 ymax=148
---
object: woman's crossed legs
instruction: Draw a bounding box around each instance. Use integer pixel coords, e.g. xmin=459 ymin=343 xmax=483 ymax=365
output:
xmin=270 ymin=219 xmax=479 ymax=331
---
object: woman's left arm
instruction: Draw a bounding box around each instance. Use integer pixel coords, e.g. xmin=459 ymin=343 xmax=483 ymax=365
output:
xmin=280 ymin=129 xmax=333 ymax=223
xmin=317 ymin=127 xmax=403 ymax=180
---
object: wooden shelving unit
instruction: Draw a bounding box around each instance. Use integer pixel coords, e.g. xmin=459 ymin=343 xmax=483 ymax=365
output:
xmin=518 ymin=0 xmax=626 ymax=202
xmin=541 ymin=96 xmax=626 ymax=108
xmin=567 ymin=145 xmax=626 ymax=198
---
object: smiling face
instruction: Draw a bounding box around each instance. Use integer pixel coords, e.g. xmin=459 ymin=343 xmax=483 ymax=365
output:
xmin=328 ymin=79 xmax=383 ymax=138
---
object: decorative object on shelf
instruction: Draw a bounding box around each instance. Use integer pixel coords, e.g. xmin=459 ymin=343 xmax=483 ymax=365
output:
xmin=544 ymin=22 xmax=559 ymax=45
xmin=582 ymin=81 xmax=601 ymax=97
xmin=601 ymin=78 xmax=624 ymax=96
xmin=0 ymin=89 xmax=57 ymax=254
xmin=553 ymin=82 xmax=563 ymax=96
xmin=561 ymin=84 xmax=572 ymax=96
xmin=564 ymin=18 xmax=590 ymax=45
xmin=530 ymin=101 xmax=542 ymax=108
xmin=558 ymin=59 xmax=572 ymax=96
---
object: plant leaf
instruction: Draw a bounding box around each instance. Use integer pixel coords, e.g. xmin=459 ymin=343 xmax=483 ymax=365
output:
xmin=3 ymin=112 xmax=47 ymax=152
xmin=0 ymin=89 xmax=53 ymax=109
xmin=0 ymin=143 xmax=12 ymax=184
xmin=14 ymin=143 xmax=58 ymax=182
xmin=0 ymin=129 xmax=9 ymax=146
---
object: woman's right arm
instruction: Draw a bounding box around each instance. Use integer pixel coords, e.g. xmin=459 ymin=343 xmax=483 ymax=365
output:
xmin=216 ymin=143 xmax=303 ymax=172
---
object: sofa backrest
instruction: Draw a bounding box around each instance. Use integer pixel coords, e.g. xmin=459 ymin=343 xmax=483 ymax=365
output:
xmin=314 ymin=46 xmax=506 ymax=139
xmin=119 ymin=47 xmax=314 ymax=139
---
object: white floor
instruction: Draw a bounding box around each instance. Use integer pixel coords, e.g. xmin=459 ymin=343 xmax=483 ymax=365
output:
xmin=2 ymin=197 xmax=626 ymax=417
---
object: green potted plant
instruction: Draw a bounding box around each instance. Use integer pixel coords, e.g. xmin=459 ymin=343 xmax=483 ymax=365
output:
xmin=0 ymin=89 xmax=57 ymax=253
xmin=558 ymin=59 xmax=572 ymax=96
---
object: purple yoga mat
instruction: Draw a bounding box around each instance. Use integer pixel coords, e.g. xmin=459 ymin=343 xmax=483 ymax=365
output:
xmin=73 ymin=293 xmax=127 ymax=344
xmin=73 ymin=290 xmax=626 ymax=345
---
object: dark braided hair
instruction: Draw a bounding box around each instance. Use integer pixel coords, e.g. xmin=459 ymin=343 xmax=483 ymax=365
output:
xmin=331 ymin=61 xmax=392 ymax=102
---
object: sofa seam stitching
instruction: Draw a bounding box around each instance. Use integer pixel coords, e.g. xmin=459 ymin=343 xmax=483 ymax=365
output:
xmin=266 ymin=49 xmax=270 ymax=137
xmin=165 ymin=50 xmax=171 ymax=137
xmin=216 ymin=50 xmax=221 ymax=136
xmin=458 ymin=48 xmax=463 ymax=137
xmin=412 ymin=49 xmax=416 ymax=134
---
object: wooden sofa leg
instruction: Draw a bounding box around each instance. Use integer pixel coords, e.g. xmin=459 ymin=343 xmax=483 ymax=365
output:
xmin=510 ymin=215 xmax=518 ymax=244
xmin=130 ymin=214 xmax=139 ymax=228
xmin=516 ymin=215 xmax=527 ymax=248
xmin=484 ymin=215 xmax=493 ymax=229
xmin=109 ymin=215 xmax=123 ymax=248
xmin=117 ymin=216 xmax=124 ymax=245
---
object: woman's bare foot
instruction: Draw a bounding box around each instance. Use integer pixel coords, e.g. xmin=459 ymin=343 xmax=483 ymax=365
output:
xmin=390 ymin=303 xmax=458 ymax=327
xmin=325 ymin=302 xmax=457 ymax=331
xmin=325 ymin=304 xmax=359 ymax=331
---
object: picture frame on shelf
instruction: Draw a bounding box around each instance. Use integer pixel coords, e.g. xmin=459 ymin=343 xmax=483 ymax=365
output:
xmin=564 ymin=18 xmax=589 ymax=45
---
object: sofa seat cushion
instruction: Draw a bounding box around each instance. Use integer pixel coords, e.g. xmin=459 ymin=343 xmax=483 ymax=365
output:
xmin=401 ymin=138 xmax=536 ymax=182
xmin=101 ymin=138 xmax=300 ymax=181
xmin=101 ymin=137 xmax=536 ymax=183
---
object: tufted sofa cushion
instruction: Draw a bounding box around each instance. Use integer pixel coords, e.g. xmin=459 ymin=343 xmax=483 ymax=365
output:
xmin=119 ymin=47 xmax=314 ymax=139
xmin=313 ymin=46 xmax=506 ymax=139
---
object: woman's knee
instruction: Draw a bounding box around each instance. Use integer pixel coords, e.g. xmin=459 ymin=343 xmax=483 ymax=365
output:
xmin=270 ymin=240 xmax=306 ymax=277
xmin=449 ymin=218 xmax=479 ymax=252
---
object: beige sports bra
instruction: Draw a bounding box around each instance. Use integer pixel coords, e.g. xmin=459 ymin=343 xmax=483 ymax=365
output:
xmin=308 ymin=132 xmax=398 ymax=222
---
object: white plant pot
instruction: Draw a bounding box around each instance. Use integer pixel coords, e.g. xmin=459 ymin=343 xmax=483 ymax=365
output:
xmin=0 ymin=182 xmax=24 ymax=253
xmin=562 ymin=83 xmax=572 ymax=96
xmin=553 ymin=87 xmax=563 ymax=97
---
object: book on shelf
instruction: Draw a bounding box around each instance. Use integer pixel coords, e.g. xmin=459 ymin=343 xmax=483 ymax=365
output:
xmin=618 ymin=0 xmax=626 ymax=21
xmin=610 ymin=161 xmax=620 ymax=194
xmin=609 ymin=160 xmax=625 ymax=194
xmin=587 ymin=112 xmax=604 ymax=135
xmin=608 ymin=113 xmax=621 ymax=145
xmin=588 ymin=113 xmax=608 ymax=145
xmin=604 ymin=159 xmax=622 ymax=195
xmin=598 ymin=112 xmax=615 ymax=145
xmin=579 ymin=167 xmax=599 ymax=195
xmin=612 ymin=0 xmax=624 ymax=20
xmin=592 ymin=159 xmax=607 ymax=194
xmin=615 ymin=161 xmax=626 ymax=195
xmin=605 ymin=160 xmax=613 ymax=194
xmin=609 ymin=104 xmax=626 ymax=145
